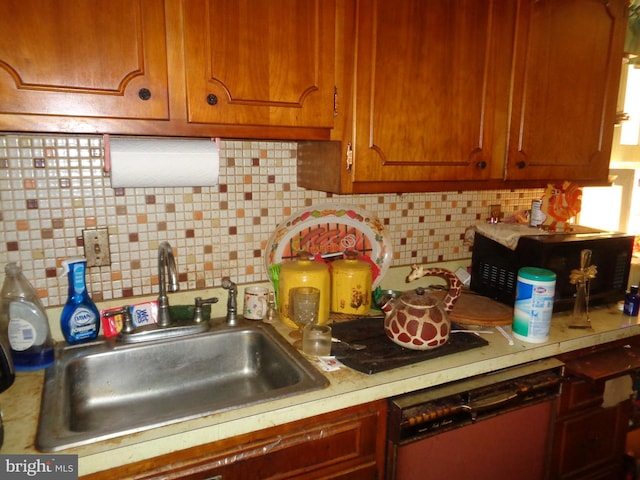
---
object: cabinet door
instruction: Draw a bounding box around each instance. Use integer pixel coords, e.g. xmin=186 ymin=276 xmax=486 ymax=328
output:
xmin=506 ymin=0 xmax=627 ymax=182
xmin=0 ymin=0 xmax=169 ymax=120
xmin=81 ymin=400 xmax=387 ymax=480
xmin=349 ymin=0 xmax=516 ymax=184
xmin=182 ymin=0 xmax=335 ymax=129
xmin=549 ymin=401 xmax=631 ymax=479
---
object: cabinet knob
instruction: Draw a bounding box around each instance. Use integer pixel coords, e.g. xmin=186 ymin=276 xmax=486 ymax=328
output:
xmin=476 ymin=161 xmax=487 ymax=170
xmin=138 ymin=88 xmax=151 ymax=101
xmin=516 ymin=161 xmax=526 ymax=169
xmin=207 ymin=94 xmax=218 ymax=106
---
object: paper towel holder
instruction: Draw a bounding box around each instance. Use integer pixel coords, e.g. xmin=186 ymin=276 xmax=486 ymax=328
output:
xmin=103 ymin=135 xmax=222 ymax=188
xmin=102 ymin=134 xmax=222 ymax=175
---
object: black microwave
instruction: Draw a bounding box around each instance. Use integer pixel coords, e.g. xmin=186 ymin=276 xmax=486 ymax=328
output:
xmin=470 ymin=227 xmax=634 ymax=311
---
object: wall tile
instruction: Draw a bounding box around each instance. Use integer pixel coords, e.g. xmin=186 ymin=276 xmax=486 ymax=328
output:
xmin=0 ymin=133 xmax=542 ymax=307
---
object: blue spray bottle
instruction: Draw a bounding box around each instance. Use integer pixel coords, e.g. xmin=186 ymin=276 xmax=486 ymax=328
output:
xmin=60 ymin=257 xmax=100 ymax=344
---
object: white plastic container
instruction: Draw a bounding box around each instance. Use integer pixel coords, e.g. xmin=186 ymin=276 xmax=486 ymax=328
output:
xmin=530 ymin=199 xmax=546 ymax=227
xmin=512 ymin=267 xmax=556 ymax=343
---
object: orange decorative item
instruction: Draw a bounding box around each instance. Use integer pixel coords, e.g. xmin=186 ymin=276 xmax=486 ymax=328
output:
xmin=331 ymin=251 xmax=372 ymax=315
xmin=541 ymin=181 xmax=582 ymax=232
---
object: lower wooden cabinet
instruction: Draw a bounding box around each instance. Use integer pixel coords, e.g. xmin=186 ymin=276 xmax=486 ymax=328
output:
xmin=549 ymin=340 xmax=640 ymax=480
xmin=548 ymin=377 xmax=631 ymax=480
xmin=81 ymin=400 xmax=387 ymax=480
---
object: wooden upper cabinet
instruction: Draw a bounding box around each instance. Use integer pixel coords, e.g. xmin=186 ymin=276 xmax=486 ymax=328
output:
xmin=348 ymin=0 xmax=516 ymax=185
xmin=299 ymin=0 xmax=629 ymax=194
xmin=182 ymin=0 xmax=336 ymax=129
xmin=506 ymin=0 xmax=627 ymax=183
xmin=0 ymin=0 xmax=169 ymax=120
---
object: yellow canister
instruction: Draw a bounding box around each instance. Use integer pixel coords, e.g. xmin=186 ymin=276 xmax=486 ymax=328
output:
xmin=278 ymin=253 xmax=330 ymax=328
xmin=331 ymin=251 xmax=372 ymax=315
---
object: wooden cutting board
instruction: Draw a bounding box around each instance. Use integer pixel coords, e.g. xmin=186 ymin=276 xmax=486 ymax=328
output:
xmin=434 ymin=291 xmax=514 ymax=326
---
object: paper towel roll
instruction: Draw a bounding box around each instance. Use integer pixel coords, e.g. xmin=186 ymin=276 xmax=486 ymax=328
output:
xmin=109 ymin=137 xmax=219 ymax=188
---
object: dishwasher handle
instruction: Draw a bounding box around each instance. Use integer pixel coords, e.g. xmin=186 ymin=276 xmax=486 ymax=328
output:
xmin=400 ymin=389 xmax=520 ymax=430
xmin=466 ymin=371 xmax=563 ymax=421
xmin=467 ymin=389 xmax=519 ymax=420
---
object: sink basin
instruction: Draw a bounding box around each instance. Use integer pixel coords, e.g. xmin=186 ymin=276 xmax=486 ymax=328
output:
xmin=36 ymin=320 xmax=328 ymax=451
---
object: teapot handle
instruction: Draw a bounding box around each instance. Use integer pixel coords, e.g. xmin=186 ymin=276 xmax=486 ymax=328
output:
xmin=407 ymin=267 xmax=462 ymax=314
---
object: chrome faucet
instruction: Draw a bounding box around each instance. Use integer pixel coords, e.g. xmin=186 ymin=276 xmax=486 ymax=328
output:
xmin=221 ymin=277 xmax=238 ymax=326
xmin=110 ymin=242 xmax=212 ymax=344
xmin=157 ymin=241 xmax=179 ymax=328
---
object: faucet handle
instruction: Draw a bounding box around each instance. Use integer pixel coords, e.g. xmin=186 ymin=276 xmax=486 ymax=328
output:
xmin=103 ymin=306 xmax=135 ymax=334
xmin=193 ymin=296 xmax=218 ymax=323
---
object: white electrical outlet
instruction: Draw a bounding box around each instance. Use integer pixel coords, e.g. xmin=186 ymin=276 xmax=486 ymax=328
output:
xmin=83 ymin=228 xmax=111 ymax=267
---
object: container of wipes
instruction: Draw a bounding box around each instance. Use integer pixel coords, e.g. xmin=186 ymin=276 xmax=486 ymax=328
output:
xmin=512 ymin=267 xmax=556 ymax=343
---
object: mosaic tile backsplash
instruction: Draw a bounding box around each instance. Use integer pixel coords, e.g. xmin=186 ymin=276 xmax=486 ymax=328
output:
xmin=0 ymin=133 xmax=542 ymax=307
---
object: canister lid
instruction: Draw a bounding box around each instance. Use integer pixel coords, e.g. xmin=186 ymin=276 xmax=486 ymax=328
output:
xmin=332 ymin=251 xmax=371 ymax=271
xmin=279 ymin=252 xmax=328 ymax=273
xmin=518 ymin=267 xmax=556 ymax=281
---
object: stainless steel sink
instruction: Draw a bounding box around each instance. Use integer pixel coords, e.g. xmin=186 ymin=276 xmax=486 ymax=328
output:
xmin=36 ymin=320 xmax=328 ymax=451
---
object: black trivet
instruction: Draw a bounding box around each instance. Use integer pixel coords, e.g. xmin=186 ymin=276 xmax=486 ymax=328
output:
xmin=330 ymin=317 xmax=488 ymax=374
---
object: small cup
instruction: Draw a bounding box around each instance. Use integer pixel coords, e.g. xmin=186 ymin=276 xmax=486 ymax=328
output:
xmin=243 ymin=286 xmax=269 ymax=320
xmin=302 ymin=324 xmax=332 ymax=356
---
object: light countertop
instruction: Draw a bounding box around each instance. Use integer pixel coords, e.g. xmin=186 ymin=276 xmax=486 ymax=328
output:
xmin=2 ymin=301 xmax=640 ymax=477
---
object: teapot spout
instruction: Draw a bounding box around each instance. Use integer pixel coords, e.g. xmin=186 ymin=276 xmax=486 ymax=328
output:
xmin=380 ymin=297 xmax=395 ymax=314
xmin=376 ymin=291 xmax=398 ymax=315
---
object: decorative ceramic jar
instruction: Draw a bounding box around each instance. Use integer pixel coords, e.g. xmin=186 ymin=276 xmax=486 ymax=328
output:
xmin=278 ymin=252 xmax=330 ymax=328
xmin=331 ymin=251 xmax=372 ymax=315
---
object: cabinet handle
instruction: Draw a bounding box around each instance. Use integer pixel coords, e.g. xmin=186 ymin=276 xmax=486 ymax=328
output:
xmin=516 ymin=161 xmax=526 ymax=169
xmin=207 ymin=94 xmax=218 ymax=106
xmin=138 ymin=88 xmax=151 ymax=101
xmin=476 ymin=161 xmax=487 ymax=170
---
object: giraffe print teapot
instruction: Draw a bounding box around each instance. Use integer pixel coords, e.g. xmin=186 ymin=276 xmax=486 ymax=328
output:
xmin=381 ymin=267 xmax=462 ymax=350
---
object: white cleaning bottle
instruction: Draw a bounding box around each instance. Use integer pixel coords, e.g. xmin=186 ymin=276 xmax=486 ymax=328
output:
xmin=60 ymin=257 xmax=100 ymax=344
xmin=0 ymin=262 xmax=54 ymax=371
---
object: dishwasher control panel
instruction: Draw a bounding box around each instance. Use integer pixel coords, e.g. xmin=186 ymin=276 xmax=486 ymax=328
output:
xmin=388 ymin=358 xmax=564 ymax=443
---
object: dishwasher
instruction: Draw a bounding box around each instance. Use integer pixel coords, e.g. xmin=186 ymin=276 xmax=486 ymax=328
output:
xmin=386 ymin=358 xmax=563 ymax=480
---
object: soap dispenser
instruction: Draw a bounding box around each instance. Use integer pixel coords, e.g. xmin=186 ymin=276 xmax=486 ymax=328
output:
xmin=0 ymin=262 xmax=54 ymax=371
xmin=60 ymin=257 xmax=100 ymax=344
